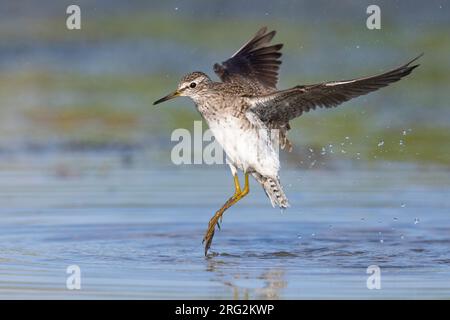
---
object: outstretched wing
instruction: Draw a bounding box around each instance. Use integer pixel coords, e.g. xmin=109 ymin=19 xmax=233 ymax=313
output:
xmin=247 ymin=54 xmax=422 ymax=124
xmin=213 ymin=27 xmax=283 ymax=92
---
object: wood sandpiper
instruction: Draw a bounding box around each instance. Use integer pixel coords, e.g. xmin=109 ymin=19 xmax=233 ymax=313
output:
xmin=154 ymin=27 xmax=421 ymax=255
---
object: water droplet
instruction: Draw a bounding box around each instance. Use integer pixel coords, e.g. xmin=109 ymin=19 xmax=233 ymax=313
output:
xmin=341 ymin=149 xmax=346 ymax=154
xmin=378 ymin=231 xmax=384 ymax=243
xmin=400 ymin=234 xmax=405 ymax=240
xmin=401 ymin=203 xmax=406 ymax=208
xmin=402 ymin=130 xmax=407 ymax=136
xmin=345 ymin=136 xmax=350 ymax=140
xmin=309 ymin=148 xmax=314 ymax=153
xmin=414 ymin=218 xmax=420 ymax=225
xmin=174 ymin=7 xmax=179 ymax=10
xmin=377 ymin=140 xmax=384 ymax=147
xmin=297 ymin=235 xmax=302 ymax=239
xmin=393 ymin=217 xmax=398 ymax=221
xmin=399 ymin=139 xmax=404 ymax=146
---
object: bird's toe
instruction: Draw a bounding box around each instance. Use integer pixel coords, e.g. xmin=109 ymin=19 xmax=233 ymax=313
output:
xmin=203 ymin=229 xmax=215 ymax=256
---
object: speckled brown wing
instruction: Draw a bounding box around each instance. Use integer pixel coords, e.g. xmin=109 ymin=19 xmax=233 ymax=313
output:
xmin=213 ymin=27 xmax=283 ymax=93
xmin=248 ymin=54 xmax=422 ymax=124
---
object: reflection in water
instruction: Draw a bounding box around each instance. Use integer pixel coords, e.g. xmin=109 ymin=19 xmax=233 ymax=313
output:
xmin=206 ymin=258 xmax=287 ymax=299
xmin=256 ymin=269 xmax=288 ymax=299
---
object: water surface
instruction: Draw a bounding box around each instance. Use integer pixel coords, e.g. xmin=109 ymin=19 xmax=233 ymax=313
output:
xmin=0 ymin=153 xmax=449 ymax=299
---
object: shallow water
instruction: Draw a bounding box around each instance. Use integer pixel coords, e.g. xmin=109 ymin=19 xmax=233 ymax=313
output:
xmin=0 ymin=152 xmax=449 ymax=299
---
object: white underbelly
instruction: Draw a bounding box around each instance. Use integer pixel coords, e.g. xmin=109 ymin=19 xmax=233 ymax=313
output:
xmin=208 ymin=119 xmax=279 ymax=177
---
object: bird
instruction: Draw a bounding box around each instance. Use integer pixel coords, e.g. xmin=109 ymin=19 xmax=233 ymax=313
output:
xmin=154 ymin=27 xmax=421 ymax=255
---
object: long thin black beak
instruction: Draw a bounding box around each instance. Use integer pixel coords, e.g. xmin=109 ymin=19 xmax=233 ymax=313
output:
xmin=153 ymin=90 xmax=180 ymax=105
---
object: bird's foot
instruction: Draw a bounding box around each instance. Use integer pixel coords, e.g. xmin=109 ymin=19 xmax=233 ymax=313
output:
xmin=217 ymin=196 xmax=236 ymax=228
xmin=202 ymin=214 xmax=221 ymax=256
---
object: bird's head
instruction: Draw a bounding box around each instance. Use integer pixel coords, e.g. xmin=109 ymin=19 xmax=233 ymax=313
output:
xmin=153 ymin=71 xmax=211 ymax=105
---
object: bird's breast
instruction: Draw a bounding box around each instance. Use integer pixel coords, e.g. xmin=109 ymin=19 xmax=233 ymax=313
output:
xmin=206 ymin=115 xmax=280 ymax=177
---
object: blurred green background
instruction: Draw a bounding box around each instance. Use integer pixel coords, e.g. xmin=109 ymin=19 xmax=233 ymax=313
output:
xmin=0 ymin=0 xmax=449 ymax=167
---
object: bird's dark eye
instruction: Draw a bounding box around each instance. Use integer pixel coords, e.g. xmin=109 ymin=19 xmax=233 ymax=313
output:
xmin=190 ymin=82 xmax=196 ymax=88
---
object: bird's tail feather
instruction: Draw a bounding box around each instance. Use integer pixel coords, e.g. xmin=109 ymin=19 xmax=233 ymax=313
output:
xmin=252 ymin=173 xmax=289 ymax=208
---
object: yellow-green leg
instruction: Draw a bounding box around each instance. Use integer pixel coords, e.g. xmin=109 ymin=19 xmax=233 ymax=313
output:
xmin=203 ymin=173 xmax=249 ymax=255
